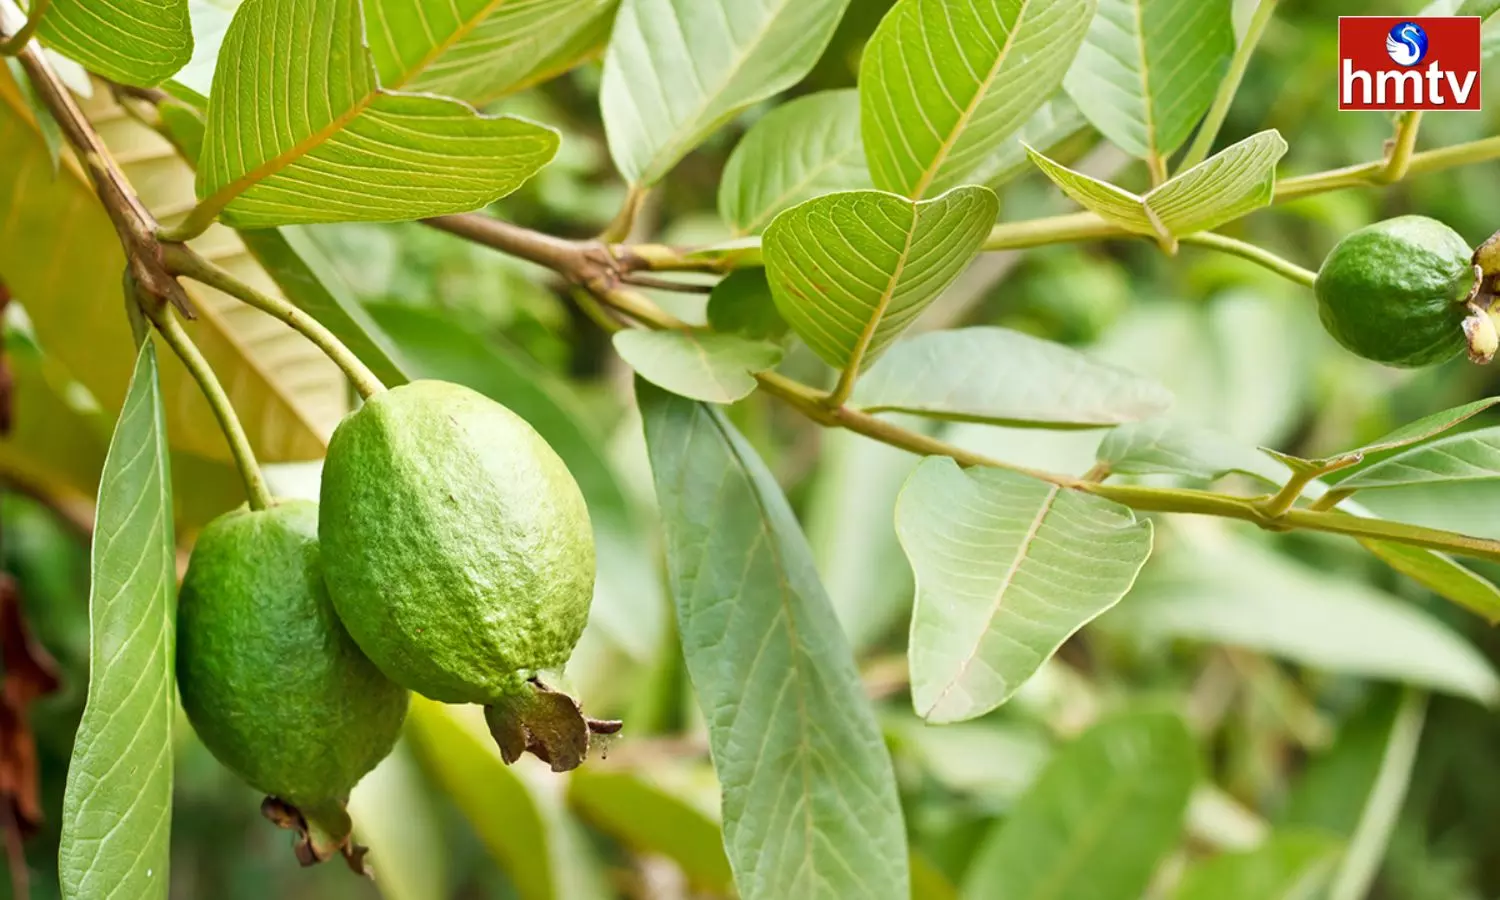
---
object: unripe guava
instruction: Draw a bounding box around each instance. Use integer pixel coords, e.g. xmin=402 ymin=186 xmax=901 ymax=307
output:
xmin=1315 ymin=216 xmax=1477 ymax=367
xmin=177 ymin=501 xmax=407 ymax=867
xmin=319 ymin=380 xmax=611 ymax=769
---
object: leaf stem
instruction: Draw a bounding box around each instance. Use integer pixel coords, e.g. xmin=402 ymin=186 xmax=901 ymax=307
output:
xmin=0 ymin=0 xmax=50 ymax=55
xmin=1179 ymin=232 xmax=1316 ymax=287
xmin=145 ymin=303 xmax=272 ymax=510
xmin=162 ymin=244 xmax=387 ymax=400
xmin=600 ymin=185 xmax=649 ymax=243
xmin=1177 ymin=0 xmax=1279 ymax=172
xmin=1373 ymin=111 xmax=1423 ymax=185
xmin=156 ymin=202 xmax=221 ymax=244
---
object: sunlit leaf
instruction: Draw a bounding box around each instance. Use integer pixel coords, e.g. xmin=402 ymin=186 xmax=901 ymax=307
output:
xmin=59 ymin=342 xmax=176 ymax=900
xmin=860 ymin=0 xmax=1095 ymax=199
xmin=853 ymin=327 xmax=1172 ymax=427
xmin=30 ymin=0 xmax=192 ymax=87
xmin=613 ymin=329 xmax=783 ymax=404
xmin=365 ymin=0 xmax=618 ymax=104
xmin=719 ymin=89 xmax=870 ymax=235
xmin=962 ymin=711 xmax=1197 ymax=900
xmin=1063 ymin=0 xmax=1234 ymax=160
xmin=196 ymin=0 xmax=559 ymax=228
xmin=600 ymin=0 xmax=852 ymax=186
xmin=898 ymin=459 xmax=1153 ymax=723
xmin=762 ymin=187 xmax=996 ymax=373
xmin=1103 ymin=538 xmax=1500 ymax=704
xmin=640 ymin=382 xmax=910 ymax=900
xmin=1027 ymin=130 xmax=1287 ymax=240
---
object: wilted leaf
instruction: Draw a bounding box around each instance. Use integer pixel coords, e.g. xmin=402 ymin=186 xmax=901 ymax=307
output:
xmin=1027 ymin=130 xmax=1288 ymax=240
xmin=1063 ymin=0 xmax=1234 ymax=161
xmin=762 ymin=187 xmax=996 ymax=373
xmin=898 ymin=459 xmax=1153 ymax=723
xmin=962 ymin=711 xmax=1198 ymax=900
xmin=613 ymin=329 xmax=782 ymax=404
xmin=196 ymin=0 xmax=559 ymax=228
xmin=860 ymin=0 xmax=1095 ymax=199
xmin=600 ymin=0 xmax=852 ymax=186
xmin=719 ymin=89 xmax=870 ymax=235
xmin=640 ymin=382 xmax=910 ymax=900
xmin=59 ymin=343 xmax=176 ymax=900
xmin=854 ymin=327 xmax=1172 ymax=427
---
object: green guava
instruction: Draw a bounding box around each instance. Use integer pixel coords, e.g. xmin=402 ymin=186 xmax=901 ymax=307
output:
xmin=1315 ymin=215 xmax=1479 ymax=367
xmin=177 ymin=500 xmax=408 ymax=869
xmin=319 ymin=380 xmax=614 ymax=770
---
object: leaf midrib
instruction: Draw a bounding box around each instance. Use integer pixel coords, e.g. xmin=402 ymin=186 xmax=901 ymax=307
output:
xmin=840 ymin=201 xmax=921 ymax=376
xmin=909 ymin=0 xmax=1031 ymax=201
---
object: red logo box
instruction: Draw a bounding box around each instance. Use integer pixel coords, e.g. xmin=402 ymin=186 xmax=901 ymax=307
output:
xmin=1339 ymin=16 xmax=1482 ymax=111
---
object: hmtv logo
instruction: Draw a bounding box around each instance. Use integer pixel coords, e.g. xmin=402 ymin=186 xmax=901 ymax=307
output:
xmin=1339 ymin=16 xmax=1482 ymax=110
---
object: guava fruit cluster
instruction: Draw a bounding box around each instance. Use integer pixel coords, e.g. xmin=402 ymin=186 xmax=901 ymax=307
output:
xmin=176 ymin=380 xmax=609 ymax=870
xmin=1315 ymin=215 xmax=1499 ymax=367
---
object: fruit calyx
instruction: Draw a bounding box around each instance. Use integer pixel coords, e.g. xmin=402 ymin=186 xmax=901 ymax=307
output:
xmin=483 ymin=679 xmax=622 ymax=772
xmin=261 ymin=796 xmax=369 ymax=875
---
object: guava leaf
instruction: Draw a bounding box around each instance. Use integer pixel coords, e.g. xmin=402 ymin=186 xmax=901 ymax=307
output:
xmin=613 ymin=330 xmax=782 ymax=404
xmin=1063 ymin=0 xmax=1234 ymax=161
xmin=58 ymin=342 xmax=176 ymax=900
xmin=30 ymin=0 xmax=192 ymax=87
xmin=196 ymin=0 xmax=559 ymax=228
xmin=962 ymin=711 xmax=1198 ymax=900
xmin=898 ymin=459 xmax=1153 ymax=723
xmin=639 ymin=381 xmax=910 ymax=900
xmin=762 ymin=187 xmax=996 ymax=372
xmin=853 ymin=327 xmax=1173 ymax=427
xmin=1339 ymin=426 xmax=1500 ymax=490
xmin=718 ymin=89 xmax=870 ymax=236
xmin=859 ymin=0 xmax=1095 ymax=199
xmin=705 ymin=269 xmax=789 ymax=342
xmin=600 ymin=0 xmax=852 ymax=187
xmin=1174 ymin=830 xmax=1341 ymax=900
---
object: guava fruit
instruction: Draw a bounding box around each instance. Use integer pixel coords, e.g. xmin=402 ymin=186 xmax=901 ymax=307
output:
xmin=177 ymin=500 xmax=408 ymax=869
xmin=1315 ymin=215 xmax=1484 ymax=367
xmin=319 ymin=380 xmax=615 ymax=771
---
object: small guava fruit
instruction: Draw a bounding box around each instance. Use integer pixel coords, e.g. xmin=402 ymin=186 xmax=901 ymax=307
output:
xmin=319 ymin=380 xmax=616 ymax=771
xmin=1315 ymin=215 xmax=1479 ymax=367
xmin=177 ymin=500 xmax=408 ymax=870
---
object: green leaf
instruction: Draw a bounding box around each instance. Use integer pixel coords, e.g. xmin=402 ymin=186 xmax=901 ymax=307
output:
xmin=368 ymin=303 xmax=665 ymax=661
xmin=718 ymin=89 xmax=870 ymax=235
xmin=613 ymin=329 xmax=783 ymax=404
xmin=639 ymin=381 xmax=910 ymax=900
xmin=1358 ymin=539 xmax=1500 ymax=624
xmin=969 ymin=94 xmax=1089 ymax=190
xmin=364 ymin=0 xmax=618 ymax=104
xmin=898 ymin=459 xmax=1153 ymax=723
xmin=0 ymin=81 xmax=339 ymax=464
xmin=406 ymin=698 xmax=611 ymax=900
xmin=1102 ymin=538 xmax=1500 ymax=704
xmin=196 ymin=0 xmax=559 ymax=228
xmin=59 ymin=342 xmax=176 ymax=900
xmin=349 ymin=743 xmax=453 ymax=900
xmin=1312 ymin=397 xmax=1500 ymax=467
xmin=170 ymin=0 xmax=237 ymax=99
xmin=859 ymin=0 xmax=1095 ymax=199
xmin=1338 ymin=425 xmax=1500 ymax=491
xmin=32 ymin=0 xmax=192 ymax=87
xmin=1097 ymin=418 xmax=1284 ymax=481
xmin=600 ymin=0 xmax=852 ymax=187
xmin=961 ymin=711 xmax=1198 ymax=900
xmin=1027 ymin=130 xmax=1287 ymax=241
xmin=852 ymin=327 xmax=1172 ymax=427
xmin=569 ymin=767 xmax=734 ymax=894
xmin=706 ymin=269 xmax=789 ymax=342
xmin=1062 ymin=0 xmax=1234 ymax=160
xmin=1174 ymin=830 xmax=1341 ymax=900
xmin=762 ymin=187 xmax=997 ymax=373
xmin=3 ymin=58 xmax=61 ymax=168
